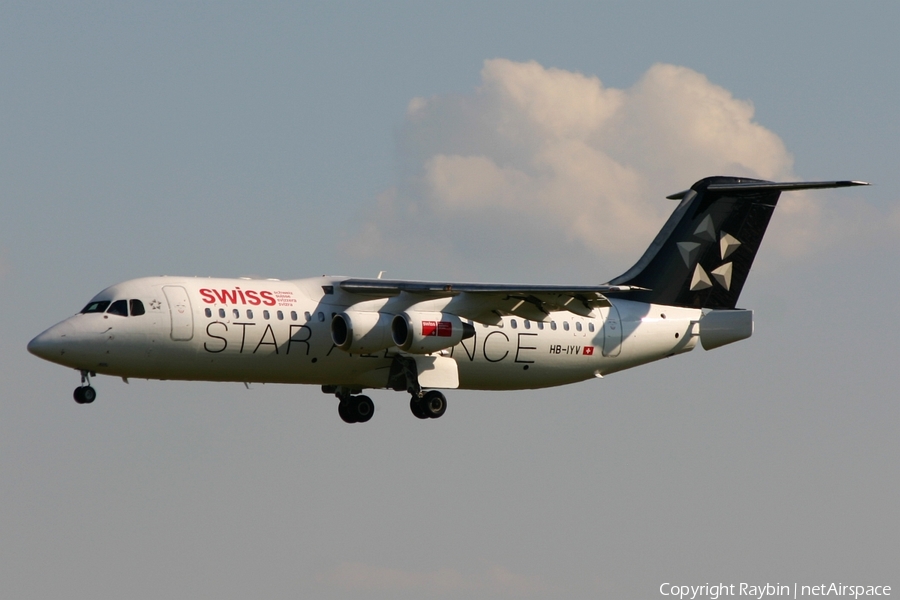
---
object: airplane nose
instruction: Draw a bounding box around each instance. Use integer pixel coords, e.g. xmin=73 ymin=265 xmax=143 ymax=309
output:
xmin=27 ymin=321 xmax=75 ymax=362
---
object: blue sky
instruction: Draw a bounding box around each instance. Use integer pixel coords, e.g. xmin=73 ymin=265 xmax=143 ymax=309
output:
xmin=2 ymin=3 xmax=897 ymax=598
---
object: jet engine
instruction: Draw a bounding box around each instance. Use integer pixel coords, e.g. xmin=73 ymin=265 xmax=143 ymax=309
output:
xmin=391 ymin=311 xmax=475 ymax=354
xmin=331 ymin=311 xmax=394 ymax=353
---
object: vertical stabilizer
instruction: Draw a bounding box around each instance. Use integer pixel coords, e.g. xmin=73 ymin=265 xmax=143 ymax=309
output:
xmin=607 ymin=176 xmax=867 ymax=309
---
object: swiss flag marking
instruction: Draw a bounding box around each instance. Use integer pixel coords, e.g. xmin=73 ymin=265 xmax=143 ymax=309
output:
xmin=583 ymin=346 xmax=595 ymax=356
xmin=422 ymin=321 xmax=453 ymax=337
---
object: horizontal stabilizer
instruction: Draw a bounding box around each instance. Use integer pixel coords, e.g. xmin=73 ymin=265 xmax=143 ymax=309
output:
xmin=667 ymin=180 xmax=868 ymax=200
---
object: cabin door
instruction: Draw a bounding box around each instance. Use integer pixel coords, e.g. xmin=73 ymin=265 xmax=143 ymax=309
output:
xmin=163 ymin=285 xmax=194 ymax=341
xmin=602 ymin=304 xmax=622 ymax=357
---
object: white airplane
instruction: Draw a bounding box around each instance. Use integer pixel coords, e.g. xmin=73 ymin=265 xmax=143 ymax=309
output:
xmin=28 ymin=176 xmax=866 ymax=423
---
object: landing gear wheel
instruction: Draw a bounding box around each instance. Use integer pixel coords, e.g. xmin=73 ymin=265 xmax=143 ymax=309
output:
xmin=352 ymin=395 xmax=374 ymax=423
xmin=410 ymin=396 xmax=428 ymax=419
xmin=338 ymin=399 xmax=357 ymax=423
xmin=73 ymin=386 xmax=96 ymax=404
xmin=338 ymin=395 xmax=375 ymax=424
xmin=422 ymin=390 xmax=447 ymax=418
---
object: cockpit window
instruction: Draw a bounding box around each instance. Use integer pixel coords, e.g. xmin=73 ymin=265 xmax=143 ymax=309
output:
xmin=81 ymin=298 xmax=146 ymax=316
xmin=130 ymin=299 xmax=145 ymax=316
xmin=107 ymin=299 xmax=129 ymax=316
xmin=81 ymin=300 xmax=111 ymax=314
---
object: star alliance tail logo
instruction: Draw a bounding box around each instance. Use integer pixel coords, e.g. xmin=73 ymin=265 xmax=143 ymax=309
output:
xmin=677 ymin=214 xmax=742 ymax=292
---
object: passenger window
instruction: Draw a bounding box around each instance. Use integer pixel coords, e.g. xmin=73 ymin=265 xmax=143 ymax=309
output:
xmin=524 ymin=320 xmax=531 ymax=329
xmin=550 ymin=321 xmax=557 ymax=331
xmin=537 ymin=322 xmax=544 ymax=330
xmin=277 ymin=311 xmax=284 ymax=320
xmin=576 ymin=322 xmax=582 ymax=332
xmin=263 ymin=310 xmax=270 ymax=320
xmin=291 ymin=311 xmax=298 ymax=321
xmin=107 ymin=299 xmax=128 ymax=316
xmin=218 ymin=308 xmax=226 ymax=318
xmin=510 ymin=319 xmax=517 ymax=329
xmin=317 ymin=312 xmax=325 ymax=322
xmin=130 ymin=299 xmax=145 ymax=316
xmin=233 ymin=309 xmax=240 ymax=319
xmin=205 ymin=308 xmax=212 ymax=318
xmin=588 ymin=323 xmax=595 ymax=332
xmin=304 ymin=311 xmax=311 ymax=321
xmin=247 ymin=310 xmax=254 ymax=319
xmin=81 ymin=300 xmax=111 ymax=314
xmin=563 ymin=321 xmax=570 ymax=331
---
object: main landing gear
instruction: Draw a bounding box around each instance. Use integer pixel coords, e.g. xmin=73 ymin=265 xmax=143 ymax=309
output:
xmin=324 ymin=386 xmax=375 ymax=424
xmin=323 ymin=385 xmax=448 ymax=423
xmin=338 ymin=394 xmax=375 ymax=424
xmin=410 ymin=390 xmax=447 ymax=420
xmin=74 ymin=370 xmax=96 ymax=404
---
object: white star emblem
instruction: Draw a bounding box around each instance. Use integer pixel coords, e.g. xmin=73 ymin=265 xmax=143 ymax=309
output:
xmin=683 ymin=214 xmax=741 ymax=292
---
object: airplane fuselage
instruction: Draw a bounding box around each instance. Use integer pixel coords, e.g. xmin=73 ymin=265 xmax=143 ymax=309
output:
xmin=29 ymin=276 xmax=701 ymax=391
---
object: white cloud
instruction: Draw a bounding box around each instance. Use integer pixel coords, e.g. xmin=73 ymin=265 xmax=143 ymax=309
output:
xmin=349 ymin=59 xmax=871 ymax=281
xmin=478 ymin=59 xmax=625 ymax=140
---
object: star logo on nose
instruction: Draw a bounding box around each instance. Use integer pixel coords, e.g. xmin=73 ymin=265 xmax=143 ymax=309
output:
xmin=149 ymin=299 xmax=162 ymax=310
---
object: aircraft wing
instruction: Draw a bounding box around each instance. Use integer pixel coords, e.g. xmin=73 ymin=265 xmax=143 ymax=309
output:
xmin=338 ymin=278 xmax=647 ymax=324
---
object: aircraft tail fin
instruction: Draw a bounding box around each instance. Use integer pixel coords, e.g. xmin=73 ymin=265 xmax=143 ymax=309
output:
xmin=607 ymin=176 xmax=867 ymax=309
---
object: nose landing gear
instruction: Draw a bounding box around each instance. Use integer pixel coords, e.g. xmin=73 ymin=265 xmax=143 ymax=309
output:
xmin=74 ymin=370 xmax=96 ymax=404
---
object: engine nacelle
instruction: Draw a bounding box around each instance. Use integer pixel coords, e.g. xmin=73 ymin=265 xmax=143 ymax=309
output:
xmin=331 ymin=311 xmax=394 ymax=353
xmin=391 ymin=311 xmax=475 ymax=354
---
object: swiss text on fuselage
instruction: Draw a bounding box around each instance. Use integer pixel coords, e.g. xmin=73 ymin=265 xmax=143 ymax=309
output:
xmin=199 ymin=288 xmax=277 ymax=306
